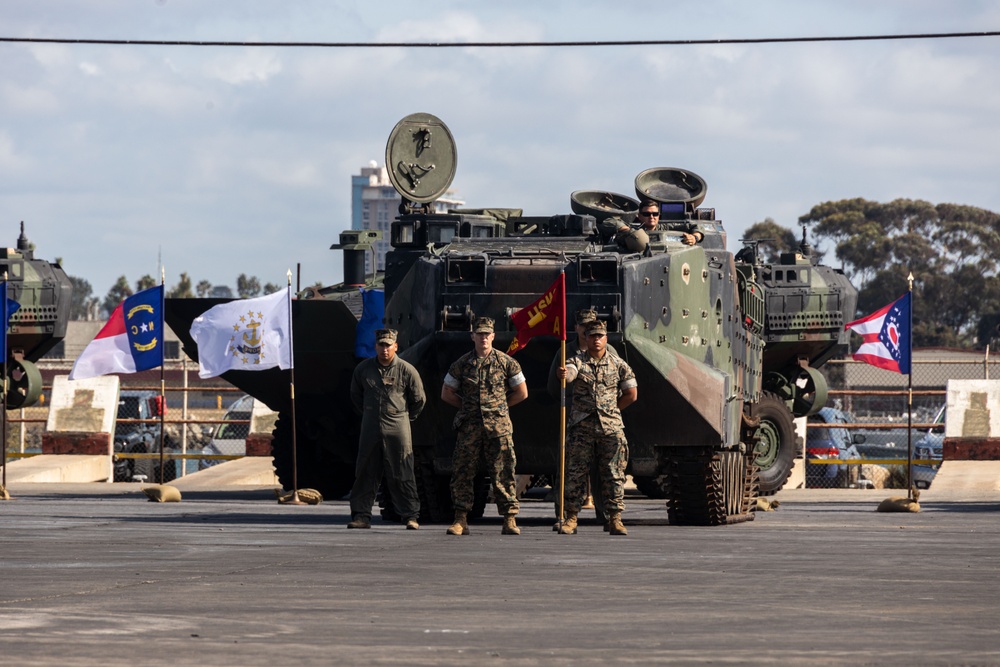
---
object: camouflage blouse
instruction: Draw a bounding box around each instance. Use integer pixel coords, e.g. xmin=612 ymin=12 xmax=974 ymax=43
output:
xmin=444 ymin=349 xmax=525 ymax=437
xmin=565 ymin=350 xmax=637 ymax=432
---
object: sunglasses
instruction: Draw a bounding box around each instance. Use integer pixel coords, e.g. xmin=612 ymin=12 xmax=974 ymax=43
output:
xmin=638 ymin=211 xmax=660 ymax=217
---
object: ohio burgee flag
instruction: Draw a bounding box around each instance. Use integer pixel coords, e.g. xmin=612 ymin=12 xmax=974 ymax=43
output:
xmin=69 ymin=285 xmax=164 ymax=380
xmin=844 ymin=292 xmax=912 ymax=374
xmin=190 ymin=287 xmax=293 ymax=379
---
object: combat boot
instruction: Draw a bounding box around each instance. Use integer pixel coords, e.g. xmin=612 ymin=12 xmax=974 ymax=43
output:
xmin=607 ymin=512 xmax=627 ymax=536
xmin=405 ymin=517 xmax=420 ymax=530
xmin=559 ymin=514 xmax=578 ymax=535
xmin=502 ymin=513 xmax=520 ymax=535
xmin=447 ymin=511 xmax=469 ymax=536
xmin=347 ymin=515 xmax=371 ymax=529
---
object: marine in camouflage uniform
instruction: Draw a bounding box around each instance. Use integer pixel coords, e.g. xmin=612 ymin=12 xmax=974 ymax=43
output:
xmin=441 ymin=317 xmax=528 ymax=535
xmin=547 ymin=308 xmax=618 ymax=402
xmin=546 ymin=308 xmax=618 ymax=513
xmin=600 ymin=199 xmax=702 ymax=246
xmin=347 ymin=329 xmax=426 ymax=530
xmin=557 ymin=319 xmax=638 ymax=535
xmin=637 ymin=199 xmax=702 ymax=245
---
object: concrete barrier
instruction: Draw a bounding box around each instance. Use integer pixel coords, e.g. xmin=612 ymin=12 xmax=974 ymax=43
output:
xmin=3 ymin=455 xmax=110 ymax=483
xmin=169 ymin=456 xmax=280 ymax=490
xmin=921 ymin=460 xmax=1000 ymax=500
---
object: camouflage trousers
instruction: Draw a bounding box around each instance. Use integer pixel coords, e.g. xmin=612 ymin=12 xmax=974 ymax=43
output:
xmin=564 ymin=416 xmax=628 ymax=516
xmin=450 ymin=422 xmax=519 ymax=516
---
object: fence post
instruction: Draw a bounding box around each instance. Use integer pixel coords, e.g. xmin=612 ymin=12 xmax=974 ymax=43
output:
xmin=181 ymin=358 xmax=189 ymax=476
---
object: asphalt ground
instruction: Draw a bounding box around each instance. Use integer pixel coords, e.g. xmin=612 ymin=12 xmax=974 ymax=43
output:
xmin=2 ymin=484 xmax=1000 ymax=666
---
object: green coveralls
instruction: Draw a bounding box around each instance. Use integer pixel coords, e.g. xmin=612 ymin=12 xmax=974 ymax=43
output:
xmin=349 ymin=355 xmax=426 ymax=521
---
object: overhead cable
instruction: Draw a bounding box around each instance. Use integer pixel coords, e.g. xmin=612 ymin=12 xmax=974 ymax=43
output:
xmin=1 ymin=31 xmax=999 ymax=49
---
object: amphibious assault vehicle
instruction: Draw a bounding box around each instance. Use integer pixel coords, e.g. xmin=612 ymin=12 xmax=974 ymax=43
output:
xmin=1 ymin=223 xmax=73 ymax=408
xmin=166 ymin=113 xmax=856 ymax=525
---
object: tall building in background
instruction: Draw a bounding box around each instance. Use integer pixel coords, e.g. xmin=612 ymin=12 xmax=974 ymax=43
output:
xmin=352 ymin=161 xmax=464 ymax=271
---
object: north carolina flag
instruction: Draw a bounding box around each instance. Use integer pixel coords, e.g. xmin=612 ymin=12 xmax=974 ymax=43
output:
xmin=507 ymin=273 xmax=566 ymax=355
xmin=190 ymin=287 xmax=293 ymax=379
xmin=845 ymin=292 xmax=911 ymax=374
xmin=1 ymin=282 xmax=21 ymax=354
xmin=69 ymin=285 xmax=164 ymax=380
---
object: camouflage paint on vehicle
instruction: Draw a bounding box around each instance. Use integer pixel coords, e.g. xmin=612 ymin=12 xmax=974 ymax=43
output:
xmin=165 ymin=114 xmax=857 ymax=524
xmin=1 ymin=223 xmax=73 ymax=408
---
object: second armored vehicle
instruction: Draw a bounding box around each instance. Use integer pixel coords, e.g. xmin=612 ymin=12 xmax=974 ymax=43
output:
xmin=2 ymin=223 xmax=73 ymax=409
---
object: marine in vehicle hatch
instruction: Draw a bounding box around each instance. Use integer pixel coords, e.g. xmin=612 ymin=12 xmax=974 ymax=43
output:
xmin=440 ymin=317 xmax=527 ymax=536
xmin=347 ymin=328 xmax=426 ymax=530
xmin=637 ymin=198 xmax=703 ymax=245
xmin=556 ymin=319 xmax=638 ymax=535
xmin=601 ymin=199 xmax=703 ymax=247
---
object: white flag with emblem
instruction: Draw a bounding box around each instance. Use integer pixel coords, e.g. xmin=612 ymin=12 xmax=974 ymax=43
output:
xmin=190 ymin=287 xmax=293 ymax=379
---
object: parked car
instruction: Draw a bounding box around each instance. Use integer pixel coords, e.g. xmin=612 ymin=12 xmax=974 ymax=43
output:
xmin=853 ymin=428 xmax=910 ymax=458
xmin=806 ymin=407 xmax=865 ymax=486
xmin=113 ymin=390 xmax=176 ymax=483
xmin=198 ymin=395 xmax=276 ymax=470
xmin=912 ymin=404 xmax=945 ymax=489
xmin=914 ymin=404 xmax=945 ymax=460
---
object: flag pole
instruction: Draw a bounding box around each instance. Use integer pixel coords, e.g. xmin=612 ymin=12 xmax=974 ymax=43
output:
xmin=281 ymin=272 xmax=305 ymax=505
xmin=558 ymin=337 xmax=566 ymax=528
xmin=906 ymin=272 xmax=914 ymax=501
xmin=158 ymin=268 xmax=166 ymax=485
xmin=557 ymin=271 xmax=567 ymax=529
xmin=1 ymin=275 xmax=8 ymax=498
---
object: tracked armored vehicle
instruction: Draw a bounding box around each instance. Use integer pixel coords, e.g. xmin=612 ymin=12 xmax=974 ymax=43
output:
xmin=166 ymin=113 xmax=856 ymax=524
xmin=1 ymin=223 xmax=73 ymax=408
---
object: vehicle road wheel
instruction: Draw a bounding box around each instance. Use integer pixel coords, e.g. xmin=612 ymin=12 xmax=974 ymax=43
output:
xmin=271 ymin=413 xmax=355 ymax=500
xmin=751 ymin=392 xmax=798 ymax=496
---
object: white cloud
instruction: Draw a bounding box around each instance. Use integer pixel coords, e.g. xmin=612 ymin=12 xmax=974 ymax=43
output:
xmin=0 ymin=83 xmax=61 ymax=115
xmin=203 ymin=50 xmax=283 ymax=85
xmin=0 ymin=132 xmax=29 ymax=173
xmin=26 ymin=43 xmax=72 ymax=68
xmin=2 ymin=1 xmax=1000 ymax=296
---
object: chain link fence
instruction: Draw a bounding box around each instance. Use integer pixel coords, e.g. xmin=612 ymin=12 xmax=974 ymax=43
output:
xmin=5 ymin=354 xmax=997 ymax=490
xmin=804 ymin=352 xmax=999 ymax=489
xmin=2 ymin=361 xmax=254 ymax=482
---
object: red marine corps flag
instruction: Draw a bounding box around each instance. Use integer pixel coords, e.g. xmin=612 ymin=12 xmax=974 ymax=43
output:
xmin=506 ymin=273 xmax=566 ymax=354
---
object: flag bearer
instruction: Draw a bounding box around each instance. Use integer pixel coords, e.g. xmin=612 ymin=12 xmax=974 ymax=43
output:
xmin=556 ymin=320 xmax=638 ymax=535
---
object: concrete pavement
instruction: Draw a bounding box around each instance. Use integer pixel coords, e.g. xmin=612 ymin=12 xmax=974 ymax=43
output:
xmin=2 ymin=476 xmax=1000 ymax=666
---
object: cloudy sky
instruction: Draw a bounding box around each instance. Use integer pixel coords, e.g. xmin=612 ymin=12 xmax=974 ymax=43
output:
xmin=2 ymin=1 xmax=998 ymax=300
